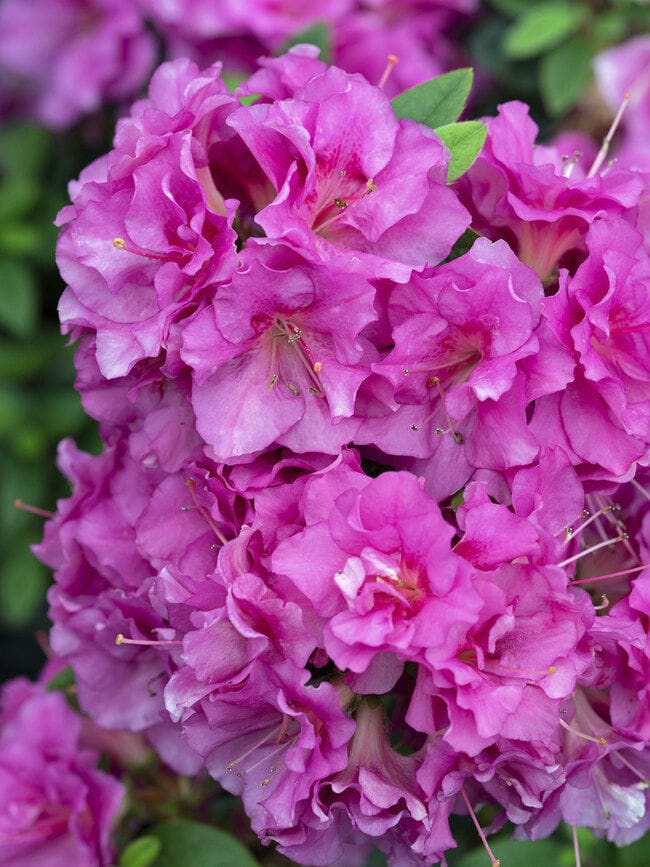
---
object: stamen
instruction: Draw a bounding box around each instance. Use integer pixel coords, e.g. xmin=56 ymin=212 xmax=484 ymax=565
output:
xmin=460 ymin=788 xmax=501 ymax=867
xmin=226 ymin=717 xmax=294 ymax=775
xmin=557 ymin=533 xmax=629 ymax=569
xmin=556 ymin=509 xmax=590 ymax=539
xmin=271 ymin=318 xmax=325 ymax=397
xmin=13 ymin=499 xmax=55 ymax=519
xmin=562 ymin=504 xmax=619 ymax=544
xmin=571 ymin=563 xmax=649 ymax=585
xmin=429 ymin=376 xmax=463 ymax=444
xmin=184 ymin=478 xmax=228 ymax=545
xmin=115 ymin=634 xmax=182 ymax=647
xmin=593 ymin=594 xmax=609 ymax=611
xmin=559 ymin=718 xmax=607 ymax=745
xmin=113 ymin=237 xmax=174 ymax=263
xmin=485 ymin=660 xmax=557 ymax=679
xmin=572 ymin=825 xmax=581 ymax=867
xmin=587 ymin=92 xmax=631 ymax=178
xmin=378 ymin=54 xmax=399 ymax=90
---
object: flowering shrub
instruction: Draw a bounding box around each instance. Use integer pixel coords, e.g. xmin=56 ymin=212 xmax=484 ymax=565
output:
xmin=16 ymin=38 xmax=648 ymax=866
xmin=2 ymin=2 xmax=650 ymax=866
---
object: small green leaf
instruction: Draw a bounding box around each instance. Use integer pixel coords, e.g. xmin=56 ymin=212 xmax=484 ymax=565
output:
xmin=221 ymin=74 xmax=259 ymax=106
xmin=120 ymin=837 xmax=162 ymax=867
xmin=282 ymin=22 xmax=331 ymax=62
xmin=392 ymin=68 xmax=474 ymax=129
xmin=440 ymin=228 xmax=480 ymax=265
xmin=46 ymin=667 xmax=76 ymax=694
xmin=540 ymin=35 xmax=593 ymax=115
xmin=151 ymin=821 xmax=261 ymax=867
xmin=450 ymin=487 xmax=466 ymax=511
xmin=504 ymin=2 xmax=587 ymax=59
xmin=435 ymin=121 xmax=487 ymax=182
xmin=0 ymin=260 xmax=38 ymax=337
xmin=45 ymin=667 xmax=80 ymax=711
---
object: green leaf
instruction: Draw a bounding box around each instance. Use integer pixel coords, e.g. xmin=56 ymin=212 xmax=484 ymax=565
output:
xmin=434 ymin=121 xmax=487 ymax=182
xmin=45 ymin=667 xmax=80 ymax=711
xmin=440 ymin=228 xmax=480 ymax=264
xmin=486 ymin=0 xmax=533 ymax=15
xmin=46 ymin=666 xmax=76 ymax=694
xmin=455 ymin=837 xmax=563 ymax=867
xmin=504 ymin=2 xmax=587 ymax=59
xmin=120 ymin=837 xmax=162 ymax=867
xmin=540 ymin=35 xmax=593 ymax=115
xmin=450 ymin=487 xmax=466 ymax=510
xmin=221 ymin=73 xmax=259 ymax=106
xmin=392 ymin=68 xmax=474 ymax=129
xmin=151 ymin=821 xmax=261 ymax=867
xmin=282 ymin=22 xmax=331 ymax=62
xmin=0 ymin=260 xmax=38 ymax=337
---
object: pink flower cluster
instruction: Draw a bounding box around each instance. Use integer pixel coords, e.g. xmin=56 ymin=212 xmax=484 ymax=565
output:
xmin=0 ymin=0 xmax=474 ymax=126
xmin=0 ymin=675 xmax=124 ymax=867
xmin=39 ymin=51 xmax=650 ymax=866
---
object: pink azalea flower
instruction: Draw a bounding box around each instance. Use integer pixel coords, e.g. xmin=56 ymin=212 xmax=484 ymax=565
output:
xmin=228 ymin=63 xmax=470 ymax=280
xmin=456 ymin=101 xmax=643 ymax=282
xmin=0 ymin=678 xmax=124 ymax=866
xmin=181 ymin=246 xmax=378 ymax=461
xmin=57 ymin=59 xmax=239 ymax=380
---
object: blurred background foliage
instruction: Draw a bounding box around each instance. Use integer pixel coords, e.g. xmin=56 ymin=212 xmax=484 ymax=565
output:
xmin=0 ymin=0 xmax=648 ymax=863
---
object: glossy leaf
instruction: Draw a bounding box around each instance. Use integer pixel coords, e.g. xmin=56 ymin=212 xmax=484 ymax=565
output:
xmin=435 ymin=121 xmax=487 ymax=182
xmin=392 ymin=68 xmax=474 ymax=129
xmin=151 ymin=821 xmax=261 ymax=867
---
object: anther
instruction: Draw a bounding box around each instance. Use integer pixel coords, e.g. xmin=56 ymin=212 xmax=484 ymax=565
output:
xmin=410 ymin=424 xmax=419 ymax=431
xmin=562 ymin=504 xmax=619 ymax=545
xmin=313 ymin=361 xmax=323 ymax=374
xmin=334 ymin=197 xmax=348 ymax=209
xmin=403 ymin=368 xmax=410 ymax=376
xmin=377 ymin=54 xmax=399 ymax=90
xmin=562 ymin=150 xmax=582 ymax=179
xmin=113 ymin=236 xmax=173 ymax=262
xmin=593 ymin=594 xmax=610 ymax=611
